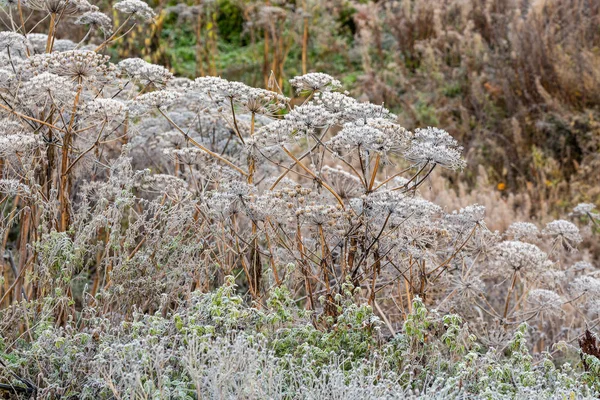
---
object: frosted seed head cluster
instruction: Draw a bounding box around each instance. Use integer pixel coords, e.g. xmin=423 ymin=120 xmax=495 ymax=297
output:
xmin=118 ymin=58 xmax=173 ymax=88
xmin=80 ymin=98 xmax=128 ymax=122
xmin=28 ymin=50 xmax=117 ymax=85
xmin=505 ymin=221 xmax=540 ymax=242
xmin=75 ymin=11 xmax=113 ymax=35
xmin=404 ymin=127 xmax=466 ymax=170
xmin=129 ymin=90 xmax=180 ymax=115
xmin=527 ymin=289 xmax=563 ymax=316
xmin=21 ymin=72 xmax=75 ymax=107
xmin=542 ymin=219 xmax=582 ymax=251
xmin=113 ymin=0 xmax=156 ymax=21
xmin=492 ymin=240 xmax=550 ymax=279
xmin=284 ymin=104 xmax=334 ymax=133
xmin=289 ymin=72 xmax=342 ymax=93
xmin=23 ymin=0 xmax=96 ymax=15
xmin=0 ymin=31 xmax=28 ymax=52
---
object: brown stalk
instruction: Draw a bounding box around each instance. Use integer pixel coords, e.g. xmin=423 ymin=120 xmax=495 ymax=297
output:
xmin=280 ymin=146 xmax=345 ymax=208
xmin=158 ymin=108 xmax=248 ymax=176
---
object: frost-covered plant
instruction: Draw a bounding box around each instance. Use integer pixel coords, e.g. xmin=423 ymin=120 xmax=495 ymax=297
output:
xmin=0 ymin=2 xmax=599 ymax=398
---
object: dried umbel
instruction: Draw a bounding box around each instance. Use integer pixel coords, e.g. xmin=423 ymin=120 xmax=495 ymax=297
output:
xmin=0 ymin=31 xmax=28 ymax=53
xmin=289 ymin=72 xmax=342 ymax=93
xmin=113 ymin=0 xmax=156 ymax=21
xmin=21 ymin=72 xmax=75 ymax=108
xmin=492 ymin=240 xmax=550 ymax=281
xmin=404 ymin=127 xmax=466 ymax=171
xmin=28 ymin=50 xmax=117 ymax=85
xmin=22 ymin=0 xmax=96 ymax=15
xmin=0 ymin=4 xmax=599 ymax=397
xmin=505 ymin=222 xmax=540 ymax=242
xmin=118 ymin=58 xmax=173 ymax=88
xmin=527 ymin=289 xmax=563 ymax=317
xmin=75 ymin=11 xmax=113 ymax=35
xmin=542 ymin=219 xmax=582 ymax=251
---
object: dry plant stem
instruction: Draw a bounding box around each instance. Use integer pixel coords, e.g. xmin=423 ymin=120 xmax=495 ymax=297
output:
xmin=64 ymin=123 xmax=106 ymax=176
xmin=263 ymin=220 xmax=281 ymax=285
xmin=158 ymin=108 xmax=248 ymax=176
xmin=318 ymin=225 xmax=332 ymax=294
xmin=295 ymin=219 xmax=314 ymax=310
xmin=194 ymin=0 xmax=205 ymax=77
xmin=390 ymin=162 xmax=429 ymax=191
xmin=372 ymin=165 xmax=414 ymax=191
xmin=301 ymin=0 xmax=309 ymax=75
xmin=368 ymin=154 xmax=380 ymax=192
xmin=45 ymin=13 xmax=56 ymax=52
xmin=263 ymin=0 xmax=270 ymax=87
xmin=231 ymin=215 xmax=257 ymax=299
xmin=247 ymin=112 xmax=256 ymax=184
xmin=308 ymin=131 xmax=366 ymax=186
xmin=503 ymin=272 xmax=518 ymax=320
xmin=95 ymin=14 xmax=134 ymax=52
xmin=0 ymin=103 xmax=63 ymax=131
xmin=429 ymin=223 xmax=478 ymax=279
xmin=229 ymin=98 xmax=246 ymax=144
xmin=58 ymin=84 xmax=83 ymax=232
xmin=280 ymin=146 xmax=345 ymax=208
xmin=270 ymin=127 xmax=339 ymax=188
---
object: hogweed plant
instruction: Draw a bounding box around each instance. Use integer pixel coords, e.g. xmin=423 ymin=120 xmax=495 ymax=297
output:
xmin=0 ymin=1 xmax=599 ymax=398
